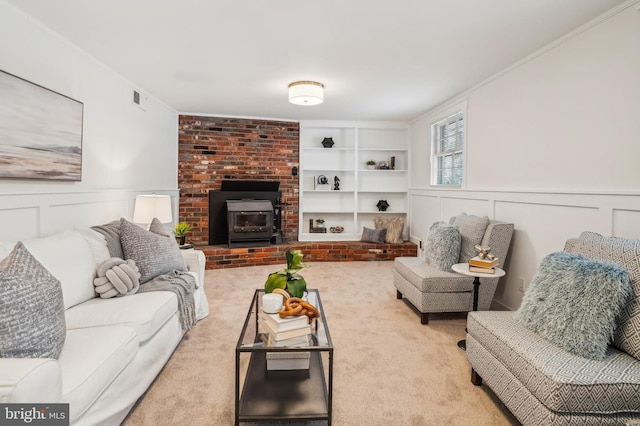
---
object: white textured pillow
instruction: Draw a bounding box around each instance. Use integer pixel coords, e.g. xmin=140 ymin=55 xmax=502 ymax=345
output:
xmin=120 ymin=218 xmax=186 ymax=283
xmin=0 ymin=242 xmax=66 ymax=359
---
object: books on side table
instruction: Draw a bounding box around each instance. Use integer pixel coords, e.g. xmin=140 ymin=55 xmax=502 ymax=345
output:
xmin=260 ymin=309 xmax=312 ymax=370
xmin=468 ymin=256 xmax=500 ymax=274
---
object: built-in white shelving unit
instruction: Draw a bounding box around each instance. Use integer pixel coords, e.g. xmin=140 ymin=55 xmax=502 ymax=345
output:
xmin=299 ymin=121 xmax=409 ymax=241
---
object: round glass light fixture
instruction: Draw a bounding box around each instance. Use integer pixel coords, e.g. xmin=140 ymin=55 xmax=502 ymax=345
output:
xmin=288 ymin=81 xmax=324 ymax=106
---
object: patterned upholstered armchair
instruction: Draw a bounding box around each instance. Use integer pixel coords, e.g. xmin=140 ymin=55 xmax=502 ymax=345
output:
xmin=466 ymin=232 xmax=640 ymax=424
xmin=394 ymin=214 xmax=513 ymax=324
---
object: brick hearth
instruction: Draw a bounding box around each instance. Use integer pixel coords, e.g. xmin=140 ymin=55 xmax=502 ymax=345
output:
xmin=200 ymin=241 xmax=418 ymax=269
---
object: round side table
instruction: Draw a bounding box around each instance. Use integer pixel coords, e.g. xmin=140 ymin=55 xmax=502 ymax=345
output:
xmin=451 ymin=263 xmax=506 ymax=350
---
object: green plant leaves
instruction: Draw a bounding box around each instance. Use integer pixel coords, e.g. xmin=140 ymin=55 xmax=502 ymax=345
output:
xmin=285 ymin=249 xmax=306 ymax=271
xmin=286 ymin=275 xmax=307 ymax=298
xmin=264 ymin=272 xmax=287 ymax=293
xmin=264 ymin=250 xmax=308 ymax=298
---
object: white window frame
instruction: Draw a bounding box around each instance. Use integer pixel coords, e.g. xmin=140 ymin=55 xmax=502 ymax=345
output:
xmin=429 ymin=100 xmax=467 ymax=187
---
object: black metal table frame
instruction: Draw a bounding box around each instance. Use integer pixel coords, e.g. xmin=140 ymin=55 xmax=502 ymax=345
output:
xmin=235 ymin=289 xmax=333 ymax=425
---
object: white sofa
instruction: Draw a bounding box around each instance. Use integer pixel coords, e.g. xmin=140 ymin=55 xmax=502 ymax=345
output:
xmin=0 ymin=226 xmax=209 ymax=425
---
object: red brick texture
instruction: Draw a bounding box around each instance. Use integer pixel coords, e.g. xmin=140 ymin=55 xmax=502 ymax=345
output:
xmin=178 ymin=116 xmax=300 ymax=245
xmin=200 ymin=241 xmax=418 ymax=269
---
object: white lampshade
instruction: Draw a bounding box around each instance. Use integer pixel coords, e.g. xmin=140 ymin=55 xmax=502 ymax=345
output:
xmin=288 ymin=81 xmax=324 ymax=106
xmin=133 ymin=194 xmax=173 ymax=224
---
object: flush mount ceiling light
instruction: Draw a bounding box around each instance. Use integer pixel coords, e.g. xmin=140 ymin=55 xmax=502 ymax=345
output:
xmin=288 ymin=81 xmax=324 ymax=106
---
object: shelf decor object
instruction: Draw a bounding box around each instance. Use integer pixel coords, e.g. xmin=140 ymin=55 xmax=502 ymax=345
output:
xmin=314 ymin=175 xmax=331 ymax=191
xmin=333 ymin=176 xmax=340 ymax=191
xmin=321 ymin=137 xmax=335 ymax=148
xmin=376 ymin=200 xmax=390 ymax=212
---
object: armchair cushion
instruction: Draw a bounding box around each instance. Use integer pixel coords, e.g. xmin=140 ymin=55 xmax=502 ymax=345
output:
xmin=425 ymin=221 xmax=461 ymax=271
xmin=515 ymin=251 xmax=631 ymax=360
xmin=450 ymin=213 xmax=489 ymax=262
xmin=564 ymin=232 xmax=640 ymax=360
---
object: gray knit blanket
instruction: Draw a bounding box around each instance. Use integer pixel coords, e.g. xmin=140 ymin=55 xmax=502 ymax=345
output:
xmin=91 ymin=222 xmax=196 ymax=331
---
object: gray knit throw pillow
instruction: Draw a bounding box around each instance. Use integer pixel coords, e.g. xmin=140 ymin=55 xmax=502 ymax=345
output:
xmin=0 ymin=242 xmax=66 ymax=359
xmin=515 ymin=251 xmax=631 ymax=360
xmin=120 ymin=218 xmax=186 ymax=284
xmin=425 ymin=221 xmax=461 ymax=271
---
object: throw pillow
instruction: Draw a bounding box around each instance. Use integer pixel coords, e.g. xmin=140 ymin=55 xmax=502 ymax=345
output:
xmin=564 ymin=231 xmax=640 ymax=360
xmin=515 ymin=251 xmax=632 ymax=360
xmin=93 ymin=257 xmax=141 ymax=298
xmin=361 ymin=226 xmax=387 ymax=244
xmin=120 ymin=218 xmax=186 ymax=284
xmin=450 ymin=213 xmax=490 ymax=263
xmin=373 ymin=217 xmax=405 ymax=244
xmin=425 ymin=221 xmax=461 ymax=271
xmin=0 ymin=242 xmax=66 ymax=359
xmin=149 ymin=217 xmax=173 ymax=238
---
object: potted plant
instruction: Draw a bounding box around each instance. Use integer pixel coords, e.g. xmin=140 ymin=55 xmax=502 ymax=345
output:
xmin=264 ymin=250 xmax=307 ymax=298
xmin=315 ymin=218 xmax=325 ymax=228
xmin=174 ymin=222 xmax=192 ymax=245
xmin=366 ymin=160 xmax=377 ymax=170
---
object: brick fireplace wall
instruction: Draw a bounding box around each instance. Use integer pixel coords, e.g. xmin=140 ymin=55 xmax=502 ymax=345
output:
xmin=178 ymin=116 xmax=300 ymax=245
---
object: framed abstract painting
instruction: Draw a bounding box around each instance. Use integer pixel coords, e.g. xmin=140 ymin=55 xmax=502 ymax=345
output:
xmin=0 ymin=70 xmax=83 ymax=181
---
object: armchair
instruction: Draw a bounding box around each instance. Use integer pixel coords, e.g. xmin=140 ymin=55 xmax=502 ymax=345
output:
xmin=394 ymin=216 xmax=513 ymax=324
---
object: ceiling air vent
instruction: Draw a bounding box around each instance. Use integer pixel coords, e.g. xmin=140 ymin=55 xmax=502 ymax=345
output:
xmin=132 ymin=89 xmax=147 ymax=110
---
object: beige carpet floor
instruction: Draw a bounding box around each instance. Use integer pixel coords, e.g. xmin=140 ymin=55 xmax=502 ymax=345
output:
xmin=123 ymin=261 xmax=519 ymax=426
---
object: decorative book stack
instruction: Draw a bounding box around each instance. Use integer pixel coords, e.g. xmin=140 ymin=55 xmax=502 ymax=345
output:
xmin=469 ymin=256 xmax=499 ymax=274
xmin=260 ymin=310 xmax=312 ymax=370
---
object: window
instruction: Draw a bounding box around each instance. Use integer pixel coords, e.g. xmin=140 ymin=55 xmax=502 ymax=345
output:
xmin=431 ymin=110 xmax=464 ymax=186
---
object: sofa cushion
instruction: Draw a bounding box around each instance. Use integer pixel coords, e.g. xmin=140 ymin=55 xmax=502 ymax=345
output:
xmin=23 ymin=229 xmax=97 ymax=309
xmin=373 ymin=217 xmax=404 ymax=244
xmin=120 ymin=218 xmax=186 ymax=284
xmin=564 ymin=232 xmax=640 ymax=360
xmin=59 ymin=325 xmax=137 ymax=423
xmin=515 ymin=251 xmax=631 ymax=360
xmin=394 ymin=256 xmax=474 ymax=293
xmin=468 ymin=311 xmax=640 ymax=414
xmin=424 ymin=221 xmax=461 ymax=271
xmin=449 ymin=213 xmax=489 ymax=263
xmin=0 ymin=242 xmax=66 ymax=359
xmin=64 ymin=291 xmax=178 ymax=343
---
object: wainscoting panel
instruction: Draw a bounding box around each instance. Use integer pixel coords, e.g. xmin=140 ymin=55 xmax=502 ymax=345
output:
xmin=409 ymin=194 xmax=440 ymax=244
xmin=0 ymin=206 xmax=40 ymax=241
xmin=408 ymin=189 xmax=640 ymax=310
xmin=0 ymin=190 xmax=178 ymax=242
xmin=440 ymin=196 xmax=491 ymax=223
xmin=612 ymin=209 xmax=640 ymax=240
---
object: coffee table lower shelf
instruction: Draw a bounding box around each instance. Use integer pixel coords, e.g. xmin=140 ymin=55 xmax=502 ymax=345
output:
xmin=236 ymin=351 xmax=329 ymax=425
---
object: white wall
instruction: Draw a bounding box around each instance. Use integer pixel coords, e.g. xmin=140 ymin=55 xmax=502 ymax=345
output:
xmin=409 ymin=2 xmax=640 ymax=310
xmin=0 ymin=1 xmax=179 ymax=239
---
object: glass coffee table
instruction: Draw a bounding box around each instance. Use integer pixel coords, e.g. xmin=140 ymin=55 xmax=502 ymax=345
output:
xmin=235 ymin=289 xmax=333 ymax=425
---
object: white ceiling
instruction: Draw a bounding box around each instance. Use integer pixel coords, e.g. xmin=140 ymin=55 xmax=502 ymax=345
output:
xmin=7 ymin=0 xmax=624 ymax=122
